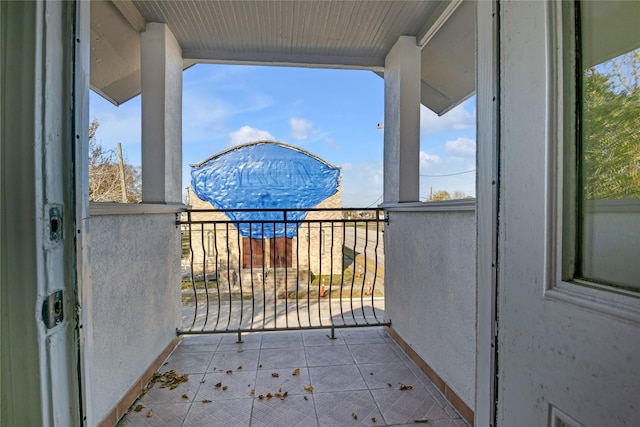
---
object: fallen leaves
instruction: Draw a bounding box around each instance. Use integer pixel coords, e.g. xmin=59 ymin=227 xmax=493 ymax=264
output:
xmin=133 ymin=404 xmax=144 ymax=412
xmin=271 ymin=372 xmax=280 ymax=378
xmin=181 ymin=394 xmax=189 ymax=399
xmin=237 ymin=365 xmax=243 ymax=370
xmin=372 ymin=417 xmax=377 ymax=423
xmin=146 ymin=410 xmax=153 ymax=418
xmin=351 ymin=413 xmax=358 ymax=420
xmin=304 ymin=385 xmax=314 ymax=393
xmin=226 ymin=370 xmax=233 ymax=375
xmin=414 ymin=419 xmax=431 ymax=424
xmin=292 ymin=368 xmax=300 ymax=376
xmin=150 ymin=370 xmax=189 ymax=390
xmin=215 ymin=382 xmax=222 ymax=388
xmin=201 ymin=399 xmax=212 ymax=403
xmin=398 ymin=382 xmax=413 ymax=391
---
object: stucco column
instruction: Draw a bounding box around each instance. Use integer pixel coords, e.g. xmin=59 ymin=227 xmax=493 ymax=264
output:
xmin=383 ymin=36 xmax=420 ymax=203
xmin=141 ymin=22 xmax=183 ymax=203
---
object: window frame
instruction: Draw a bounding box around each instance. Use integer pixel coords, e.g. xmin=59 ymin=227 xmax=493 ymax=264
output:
xmin=543 ymin=0 xmax=640 ymax=323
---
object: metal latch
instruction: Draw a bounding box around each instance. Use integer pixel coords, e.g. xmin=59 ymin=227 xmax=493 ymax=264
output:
xmin=42 ymin=290 xmax=64 ymax=329
xmin=49 ymin=206 xmax=62 ymax=242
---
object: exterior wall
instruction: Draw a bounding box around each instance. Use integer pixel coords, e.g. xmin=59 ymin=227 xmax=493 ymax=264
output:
xmin=185 ymin=186 xmax=344 ymax=286
xmin=89 ymin=210 xmax=181 ymax=424
xmin=384 ymin=206 xmax=476 ymax=409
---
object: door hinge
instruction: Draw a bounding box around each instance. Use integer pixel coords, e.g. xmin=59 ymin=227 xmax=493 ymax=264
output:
xmin=42 ymin=290 xmax=64 ymax=329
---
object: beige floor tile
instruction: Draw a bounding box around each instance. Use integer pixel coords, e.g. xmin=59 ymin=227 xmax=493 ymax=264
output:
xmin=349 ymin=343 xmax=402 ymax=364
xmin=370 ymin=386 xmax=440 ymax=425
xmin=117 ymin=403 xmax=190 ymax=427
xmin=183 ymin=399 xmax=252 ymax=427
xmin=315 ymin=390 xmax=383 ymax=427
xmin=305 ymin=345 xmax=354 ymax=367
xmin=195 ymin=371 xmax=256 ymax=401
xmin=208 ymin=349 xmax=260 ymax=372
xmin=254 ymin=367 xmax=311 ymax=396
xmin=159 ymin=351 xmax=214 ymax=375
xmin=259 ymin=347 xmax=307 ymax=369
xmin=251 ymin=393 xmax=318 ymax=427
xmin=308 ymin=364 xmax=367 ymax=393
xmin=357 ymin=362 xmax=420 ymax=390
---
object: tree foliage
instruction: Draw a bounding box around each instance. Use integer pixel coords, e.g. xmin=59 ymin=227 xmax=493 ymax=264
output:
xmin=89 ymin=119 xmax=141 ymax=202
xmin=582 ymin=49 xmax=640 ymax=200
xmin=425 ymin=190 xmax=468 ymax=202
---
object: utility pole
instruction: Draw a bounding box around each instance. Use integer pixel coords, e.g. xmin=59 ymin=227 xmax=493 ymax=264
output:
xmin=117 ymin=143 xmax=127 ymax=202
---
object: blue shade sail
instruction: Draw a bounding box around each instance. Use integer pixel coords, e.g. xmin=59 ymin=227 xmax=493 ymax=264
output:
xmin=191 ymin=142 xmax=340 ymax=238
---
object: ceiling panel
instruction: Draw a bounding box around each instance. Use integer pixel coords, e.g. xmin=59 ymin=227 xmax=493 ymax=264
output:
xmin=90 ymin=0 xmax=475 ymax=113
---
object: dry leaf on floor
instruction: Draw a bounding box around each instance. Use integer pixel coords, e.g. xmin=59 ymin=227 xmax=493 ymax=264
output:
xmin=226 ymin=370 xmax=233 ymax=375
xmin=146 ymin=410 xmax=153 ymax=418
xmin=215 ymin=382 xmax=222 ymax=388
xmin=414 ymin=419 xmax=431 ymax=424
xmin=304 ymin=385 xmax=314 ymax=392
xmin=399 ymin=382 xmax=413 ymax=391
xmin=258 ymin=395 xmax=265 ymax=400
xmin=237 ymin=365 xmax=243 ymax=370
xmin=292 ymin=368 xmax=300 ymax=376
xmin=387 ymin=383 xmax=393 ymax=388
xmin=303 ymin=396 xmax=308 ymax=400
xmin=352 ymin=413 xmax=358 ymax=420
xmin=271 ymin=372 xmax=279 ymax=378
xmin=250 ymin=389 xmax=255 ymax=395
xmin=266 ymin=393 xmax=273 ymax=399
xmin=372 ymin=417 xmax=377 ymax=423
xmin=202 ymin=399 xmax=212 ymax=403
xmin=149 ymin=370 xmax=189 ymax=390
xmin=133 ymin=404 xmax=144 ymax=412
xmin=222 ymin=386 xmax=228 ymax=391
xmin=181 ymin=394 xmax=188 ymax=399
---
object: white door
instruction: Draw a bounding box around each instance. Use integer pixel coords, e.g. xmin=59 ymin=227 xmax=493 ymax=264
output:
xmin=495 ymin=1 xmax=640 ymax=426
xmin=0 ymin=1 xmax=83 ymax=425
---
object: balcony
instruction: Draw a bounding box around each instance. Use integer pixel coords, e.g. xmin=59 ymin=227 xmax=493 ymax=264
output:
xmin=89 ymin=202 xmax=476 ymax=426
xmin=116 ymin=328 xmax=469 ymax=426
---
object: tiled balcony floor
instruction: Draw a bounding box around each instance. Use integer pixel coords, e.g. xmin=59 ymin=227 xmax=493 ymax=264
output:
xmin=117 ymin=328 xmax=469 ymax=427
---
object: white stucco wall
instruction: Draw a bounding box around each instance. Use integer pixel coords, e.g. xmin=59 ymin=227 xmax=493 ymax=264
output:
xmin=89 ymin=209 xmax=181 ymax=423
xmin=384 ymin=204 xmax=476 ymax=409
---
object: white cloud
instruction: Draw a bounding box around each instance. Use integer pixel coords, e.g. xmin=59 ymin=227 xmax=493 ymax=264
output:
xmin=339 ymin=160 xmax=383 ymax=207
xmin=445 ymin=137 xmax=476 ymax=157
xmin=229 ymin=126 xmax=275 ymax=146
xmin=420 ymin=100 xmax=475 ymax=133
xmin=325 ymin=137 xmax=339 ymax=149
xmin=289 ymin=117 xmax=313 ymax=141
xmin=419 ymin=151 xmax=442 ymax=169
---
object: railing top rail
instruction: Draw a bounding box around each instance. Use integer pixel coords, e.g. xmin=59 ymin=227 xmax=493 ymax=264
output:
xmin=182 ymin=207 xmax=383 ymax=213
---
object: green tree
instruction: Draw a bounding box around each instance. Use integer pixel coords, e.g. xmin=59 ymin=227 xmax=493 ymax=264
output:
xmin=582 ymin=49 xmax=640 ymax=200
xmin=426 ymin=190 xmax=468 ymax=201
xmin=89 ymin=119 xmax=142 ymax=202
xmin=426 ymin=190 xmax=451 ymax=201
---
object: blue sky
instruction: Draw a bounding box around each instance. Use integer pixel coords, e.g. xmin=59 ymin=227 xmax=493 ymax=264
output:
xmin=90 ymin=64 xmax=475 ymax=206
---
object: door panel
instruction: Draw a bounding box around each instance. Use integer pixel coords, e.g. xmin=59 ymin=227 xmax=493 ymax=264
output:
xmin=497 ymin=1 xmax=640 ymax=426
xmin=270 ymin=237 xmax=292 ymax=268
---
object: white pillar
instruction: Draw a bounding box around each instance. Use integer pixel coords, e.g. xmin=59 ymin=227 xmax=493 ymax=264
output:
xmin=383 ymin=36 xmax=420 ymax=203
xmin=141 ymin=22 xmax=183 ymax=204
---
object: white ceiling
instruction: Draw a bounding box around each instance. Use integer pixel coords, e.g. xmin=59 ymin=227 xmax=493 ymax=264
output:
xmin=91 ymin=0 xmax=475 ymax=114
